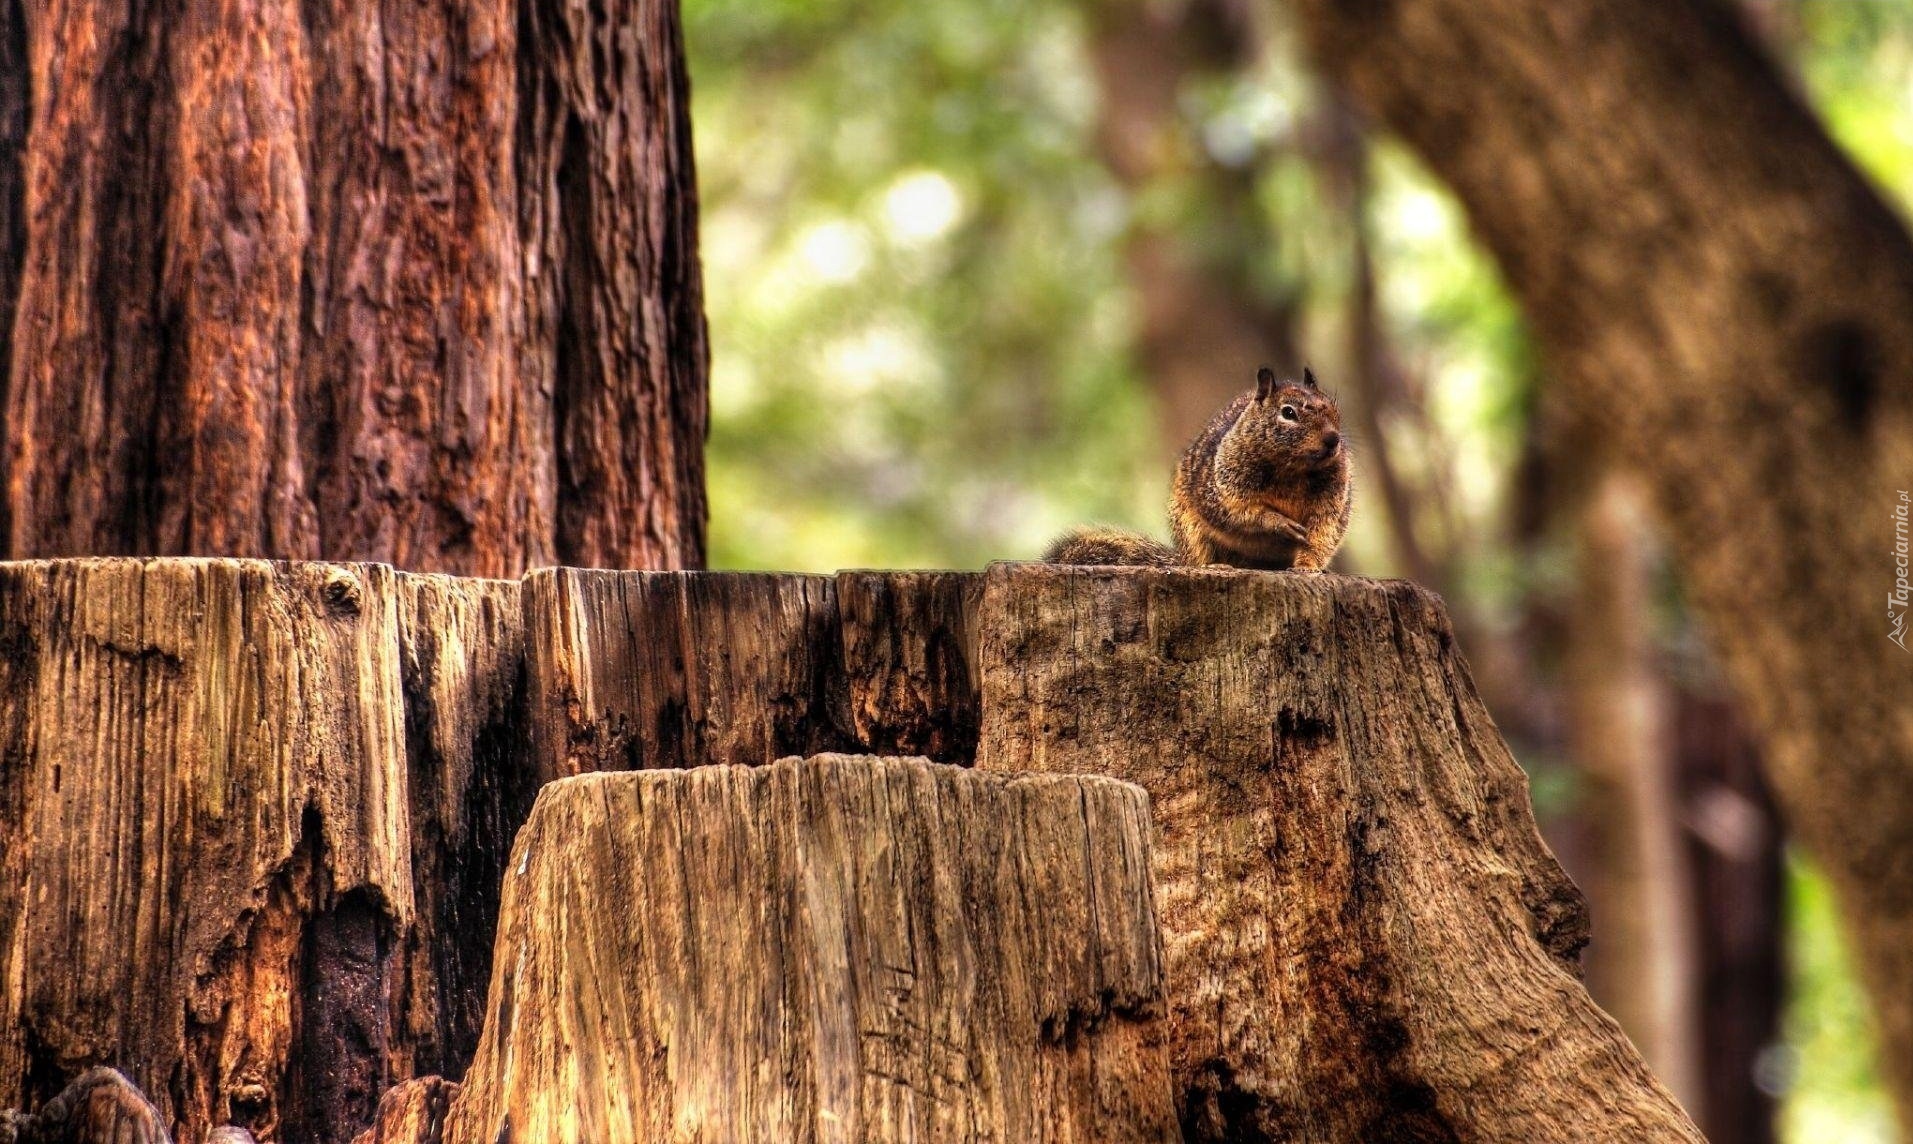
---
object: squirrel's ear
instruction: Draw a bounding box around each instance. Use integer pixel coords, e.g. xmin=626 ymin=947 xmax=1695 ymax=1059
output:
xmin=1302 ymin=365 xmax=1318 ymax=390
xmin=1256 ymin=366 xmax=1276 ymax=400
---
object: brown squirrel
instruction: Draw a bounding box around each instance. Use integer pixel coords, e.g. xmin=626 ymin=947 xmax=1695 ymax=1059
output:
xmin=1045 ymin=365 xmax=1352 ymax=571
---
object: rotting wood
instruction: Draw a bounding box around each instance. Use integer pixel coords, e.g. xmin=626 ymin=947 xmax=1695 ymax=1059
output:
xmin=3 ymin=560 xmax=1707 ymax=1142
xmin=523 ymin=568 xmax=852 ymax=779
xmin=835 ymin=570 xmax=982 ymax=764
xmin=0 ymin=559 xmax=529 ymax=1144
xmin=523 ymin=568 xmax=987 ymax=778
xmin=973 ymin=563 xmax=1703 ymax=1143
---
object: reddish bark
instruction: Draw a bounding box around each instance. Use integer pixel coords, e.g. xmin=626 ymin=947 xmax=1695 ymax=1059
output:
xmin=0 ymin=0 xmax=708 ymax=576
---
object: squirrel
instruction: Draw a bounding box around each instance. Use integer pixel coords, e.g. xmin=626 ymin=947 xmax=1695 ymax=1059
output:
xmin=1045 ymin=365 xmax=1352 ymax=571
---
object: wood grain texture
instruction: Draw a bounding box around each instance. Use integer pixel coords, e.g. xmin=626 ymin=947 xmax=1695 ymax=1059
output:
xmin=0 ymin=0 xmax=706 ymax=576
xmin=0 ymin=1068 xmax=170 ymax=1144
xmin=440 ymin=755 xmax=1176 ymax=1144
xmin=0 ymin=559 xmax=530 ymax=1144
xmin=836 ymin=571 xmax=982 ymax=765
xmin=524 ymin=569 xmax=852 ymax=779
xmin=349 ymin=1078 xmax=460 ymax=1144
xmin=392 ymin=575 xmax=532 ymax=1081
xmin=974 ymin=563 xmax=1701 ymax=1143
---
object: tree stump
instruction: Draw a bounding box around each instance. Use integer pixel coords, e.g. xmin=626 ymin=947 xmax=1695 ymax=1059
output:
xmin=439 ymin=755 xmax=1176 ymax=1144
xmin=974 ymin=564 xmax=1701 ymax=1142
xmin=3 ymin=560 xmax=1703 ymax=1141
xmin=0 ymin=1068 xmax=169 ymax=1144
xmin=522 ymin=568 xmax=983 ymax=777
xmin=0 ymin=559 xmax=530 ymax=1144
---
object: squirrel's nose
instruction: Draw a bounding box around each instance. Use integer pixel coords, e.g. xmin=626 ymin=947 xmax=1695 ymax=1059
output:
xmin=1320 ymin=430 xmax=1341 ymax=453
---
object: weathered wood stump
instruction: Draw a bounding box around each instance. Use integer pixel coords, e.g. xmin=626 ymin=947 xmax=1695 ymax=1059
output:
xmin=437 ymin=755 xmax=1175 ymax=1143
xmin=0 ymin=559 xmax=530 ymax=1144
xmin=975 ymin=565 xmax=1701 ymax=1142
xmin=3 ymin=559 xmax=1703 ymax=1142
xmin=0 ymin=1068 xmax=168 ymax=1144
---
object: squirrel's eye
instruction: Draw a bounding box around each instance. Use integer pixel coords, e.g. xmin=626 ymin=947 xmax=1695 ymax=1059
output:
xmin=1279 ymin=405 xmax=1299 ymax=422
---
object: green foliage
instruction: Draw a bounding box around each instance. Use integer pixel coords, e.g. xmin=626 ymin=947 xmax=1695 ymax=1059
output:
xmin=1781 ymin=857 xmax=1901 ymax=1143
xmin=688 ymin=0 xmax=1160 ymax=570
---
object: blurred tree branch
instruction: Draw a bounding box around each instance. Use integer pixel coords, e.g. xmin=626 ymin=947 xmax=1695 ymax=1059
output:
xmin=1292 ymin=0 xmax=1913 ymax=1121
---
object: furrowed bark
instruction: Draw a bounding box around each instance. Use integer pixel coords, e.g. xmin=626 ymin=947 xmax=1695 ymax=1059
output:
xmin=0 ymin=0 xmax=707 ymax=575
xmin=1289 ymin=0 xmax=1913 ymax=1115
xmin=439 ymin=757 xmax=1176 ymax=1144
xmin=974 ymin=564 xmax=1701 ymax=1142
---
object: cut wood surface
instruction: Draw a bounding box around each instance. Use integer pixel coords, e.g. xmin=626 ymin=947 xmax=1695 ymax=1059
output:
xmin=974 ymin=564 xmax=1703 ymax=1143
xmin=0 ymin=559 xmax=529 ymax=1144
xmin=438 ymin=755 xmax=1176 ymax=1144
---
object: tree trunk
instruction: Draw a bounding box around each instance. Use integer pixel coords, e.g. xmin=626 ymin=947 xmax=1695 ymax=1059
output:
xmin=1562 ymin=472 xmax=1701 ymax=1110
xmin=1085 ymin=0 xmax=1299 ymax=454
xmin=0 ymin=0 xmax=707 ymax=576
xmin=974 ymin=565 xmax=1701 ymax=1142
xmin=437 ymin=756 xmax=1176 ymax=1144
xmin=0 ymin=559 xmax=530 ymax=1144
xmin=1288 ymin=0 xmax=1913 ymax=1115
xmin=1674 ymin=689 xmax=1783 ymax=1144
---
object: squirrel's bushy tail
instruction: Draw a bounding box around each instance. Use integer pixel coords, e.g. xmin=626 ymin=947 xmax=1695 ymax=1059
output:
xmin=1043 ymin=526 xmax=1177 ymax=567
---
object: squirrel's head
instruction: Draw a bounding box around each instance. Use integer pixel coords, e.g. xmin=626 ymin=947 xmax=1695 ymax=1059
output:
xmin=1219 ymin=365 xmax=1346 ymax=490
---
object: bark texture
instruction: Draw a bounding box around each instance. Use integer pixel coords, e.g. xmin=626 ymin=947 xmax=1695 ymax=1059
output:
xmin=441 ymin=757 xmax=1176 ymax=1144
xmin=1563 ymin=474 xmax=1700 ymax=1108
xmin=0 ymin=559 xmax=529 ymax=1144
xmin=974 ymin=564 xmax=1702 ymax=1142
xmin=0 ymin=0 xmax=707 ymax=576
xmin=1290 ymin=0 xmax=1913 ymax=1112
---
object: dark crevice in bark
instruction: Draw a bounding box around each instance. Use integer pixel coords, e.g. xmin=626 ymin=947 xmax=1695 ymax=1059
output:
xmin=1803 ymin=318 xmax=1879 ymax=433
xmin=401 ymin=637 xmax=537 ymax=1079
xmin=552 ymin=111 xmax=594 ymax=570
xmin=285 ymin=888 xmax=392 ymax=1144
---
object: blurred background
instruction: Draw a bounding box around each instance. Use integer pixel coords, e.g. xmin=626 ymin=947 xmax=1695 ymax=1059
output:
xmin=682 ymin=0 xmax=1913 ymax=1140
